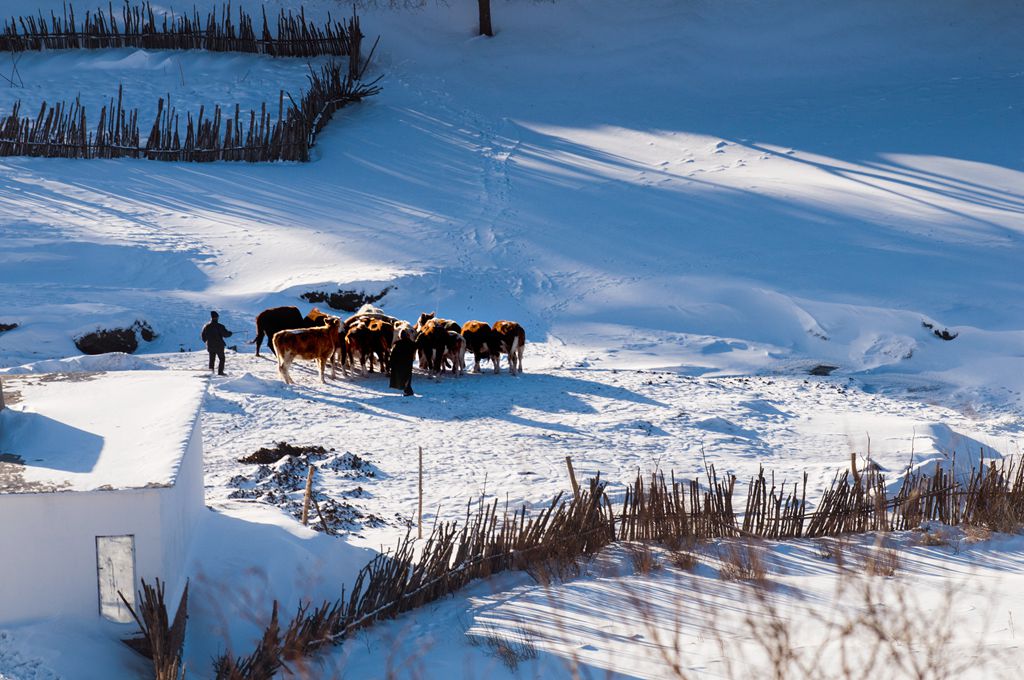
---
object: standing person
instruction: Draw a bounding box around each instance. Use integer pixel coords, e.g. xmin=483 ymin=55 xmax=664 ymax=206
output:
xmin=201 ymin=311 xmax=233 ymax=376
xmin=389 ymin=332 xmax=416 ymax=396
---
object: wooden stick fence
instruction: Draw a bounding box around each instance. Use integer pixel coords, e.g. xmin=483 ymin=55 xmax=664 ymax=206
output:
xmin=619 ymin=455 xmax=1024 ymax=541
xmin=209 ymin=455 xmax=1024 ymax=679
xmin=120 ymin=579 xmax=189 ymax=680
xmin=0 ymin=3 xmax=357 ymax=57
xmin=0 ymin=61 xmax=381 ymax=162
xmin=213 ymin=479 xmax=615 ymax=678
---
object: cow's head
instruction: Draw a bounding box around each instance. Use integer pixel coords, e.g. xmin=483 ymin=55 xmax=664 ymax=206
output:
xmin=415 ymin=312 xmax=435 ymax=330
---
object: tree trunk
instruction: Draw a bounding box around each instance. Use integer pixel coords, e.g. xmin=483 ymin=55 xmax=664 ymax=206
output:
xmin=478 ymin=0 xmax=493 ymax=37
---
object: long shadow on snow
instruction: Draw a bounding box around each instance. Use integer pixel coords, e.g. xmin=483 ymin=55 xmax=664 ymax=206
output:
xmin=347 ymin=369 xmax=668 ymax=437
xmin=184 ymin=502 xmax=377 ymax=671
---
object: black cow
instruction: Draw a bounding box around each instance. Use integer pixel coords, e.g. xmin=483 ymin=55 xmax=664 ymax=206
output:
xmin=253 ymin=306 xmax=318 ymax=357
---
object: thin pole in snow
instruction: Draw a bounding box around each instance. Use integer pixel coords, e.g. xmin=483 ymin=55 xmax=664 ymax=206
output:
xmin=302 ymin=465 xmax=315 ymax=526
xmin=566 ymin=455 xmax=580 ymax=501
xmin=418 ymin=446 xmax=424 ymax=539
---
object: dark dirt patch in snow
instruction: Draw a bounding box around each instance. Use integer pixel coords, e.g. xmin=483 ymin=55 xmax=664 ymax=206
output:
xmin=229 ymin=447 xmax=385 ymax=535
xmin=238 ymin=441 xmax=329 ymax=464
xmin=0 ymin=322 xmax=18 ymax=334
xmin=73 ymin=320 xmax=156 ymax=355
xmin=300 ymin=286 xmax=393 ymax=312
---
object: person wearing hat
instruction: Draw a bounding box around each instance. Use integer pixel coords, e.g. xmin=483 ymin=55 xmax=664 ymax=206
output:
xmin=201 ymin=311 xmax=233 ymax=376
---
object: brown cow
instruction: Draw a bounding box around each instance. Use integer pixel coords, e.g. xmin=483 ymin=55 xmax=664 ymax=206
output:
xmin=414 ymin=312 xmax=436 ymax=369
xmin=442 ymin=330 xmax=467 ymax=376
xmin=492 ymin=320 xmax=526 ymax=375
xmin=368 ymin=318 xmax=394 ymax=374
xmin=415 ymin=313 xmax=462 ymax=373
xmin=306 ymin=308 xmax=350 ymax=374
xmin=345 ymin=318 xmax=393 ymax=375
xmin=462 ymin=320 xmax=497 ymax=373
xmin=415 ymin=317 xmax=447 ymax=375
xmin=272 ymin=317 xmax=341 ymax=385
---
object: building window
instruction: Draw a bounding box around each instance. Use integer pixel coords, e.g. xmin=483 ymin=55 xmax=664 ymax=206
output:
xmin=96 ymin=535 xmax=136 ymax=623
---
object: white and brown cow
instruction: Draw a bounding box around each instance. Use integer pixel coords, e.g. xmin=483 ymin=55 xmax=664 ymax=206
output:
xmin=415 ymin=313 xmax=462 ymax=374
xmin=462 ymin=320 xmax=497 ymax=373
xmin=441 ymin=330 xmax=467 ymax=376
xmin=271 ymin=317 xmax=341 ymax=385
xmin=492 ymin=320 xmax=526 ymax=375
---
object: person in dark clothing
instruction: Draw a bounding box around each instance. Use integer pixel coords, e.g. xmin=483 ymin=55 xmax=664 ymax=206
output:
xmin=389 ymin=335 xmax=416 ymax=396
xmin=201 ymin=311 xmax=233 ymax=376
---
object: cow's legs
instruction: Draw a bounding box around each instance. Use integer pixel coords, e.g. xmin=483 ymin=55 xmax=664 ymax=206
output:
xmin=278 ymin=356 xmax=293 ymax=385
xmin=318 ymin=357 xmax=327 ymax=383
xmin=508 ymin=336 xmax=520 ymax=375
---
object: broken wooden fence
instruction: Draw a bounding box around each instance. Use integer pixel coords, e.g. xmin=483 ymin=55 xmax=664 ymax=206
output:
xmin=213 ymin=480 xmax=615 ymax=678
xmin=209 ymin=456 xmax=1024 ymax=679
xmin=0 ymin=62 xmax=381 ymax=162
xmin=0 ymin=3 xmax=357 ymax=57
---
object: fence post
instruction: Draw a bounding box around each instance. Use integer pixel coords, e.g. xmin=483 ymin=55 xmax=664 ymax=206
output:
xmin=565 ymin=456 xmax=580 ymax=501
xmin=418 ymin=446 xmax=424 ymax=539
xmin=347 ymin=12 xmax=362 ymax=81
xmin=477 ymin=0 xmax=494 ymax=37
xmin=302 ymin=465 xmax=315 ymax=525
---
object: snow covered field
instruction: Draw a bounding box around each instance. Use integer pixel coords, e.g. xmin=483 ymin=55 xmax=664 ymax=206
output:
xmin=1 ymin=0 xmax=1023 ymax=677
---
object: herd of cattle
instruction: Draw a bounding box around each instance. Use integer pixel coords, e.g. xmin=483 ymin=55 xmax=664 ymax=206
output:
xmin=253 ymin=304 xmax=526 ymax=388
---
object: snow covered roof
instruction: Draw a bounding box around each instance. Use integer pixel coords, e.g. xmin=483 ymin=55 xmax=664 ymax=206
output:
xmin=0 ymin=371 xmax=206 ymax=494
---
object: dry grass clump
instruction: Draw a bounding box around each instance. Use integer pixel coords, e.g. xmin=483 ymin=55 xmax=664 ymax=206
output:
xmin=918 ymin=529 xmax=951 ymax=547
xmin=963 ymin=524 xmax=993 ymax=543
xmin=663 ymin=535 xmax=700 ymax=571
xmin=466 ymin=622 xmax=538 ymax=671
xmin=626 ymin=542 xmax=663 ymax=574
xmin=717 ymin=540 xmax=769 ymax=585
xmin=668 ymin=548 xmax=699 ymax=571
xmin=525 ymin=554 xmax=583 ymax=586
xmin=853 ymin=539 xmax=901 ymax=577
xmin=814 ymin=536 xmax=848 ymax=565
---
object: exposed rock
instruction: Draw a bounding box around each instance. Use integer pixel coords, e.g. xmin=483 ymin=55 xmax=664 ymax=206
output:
xmin=809 ymin=364 xmax=839 ymax=376
xmin=73 ymin=319 xmax=156 ymax=355
xmin=0 ymin=322 xmax=17 ymax=334
xmin=921 ymin=320 xmax=958 ymax=341
xmin=74 ymin=327 xmax=138 ymax=355
xmin=134 ymin=320 xmax=157 ymax=342
xmin=300 ymin=286 xmax=393 ymax=312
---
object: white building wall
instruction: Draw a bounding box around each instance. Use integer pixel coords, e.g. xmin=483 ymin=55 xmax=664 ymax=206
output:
xmin=0 ymin=417 xmax=204 ymax=625
xmin=157 ymin=415 xmax=205 ymax=604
